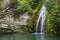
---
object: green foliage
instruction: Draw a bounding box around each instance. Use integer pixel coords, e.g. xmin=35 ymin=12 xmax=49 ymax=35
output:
xmin=17 ymin=0 xmax=33 ymax=13
xmin=17 ymin=0 xmax=45 ymax=14
xmin=45 ymin=0 xmax=60 ymax=35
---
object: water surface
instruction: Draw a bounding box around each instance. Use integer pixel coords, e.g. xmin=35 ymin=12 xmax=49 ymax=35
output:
xmin=0 ymin=33 xmax=60 ymax=40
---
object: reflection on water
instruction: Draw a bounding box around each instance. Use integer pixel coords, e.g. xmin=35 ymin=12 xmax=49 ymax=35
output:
xmin=35 ymin=34 xmax=45 ymax=40
xmin=41 ymin=34 xmax=45 ymax=40
xmin=0 ymin=33 xmax=60 ymax=40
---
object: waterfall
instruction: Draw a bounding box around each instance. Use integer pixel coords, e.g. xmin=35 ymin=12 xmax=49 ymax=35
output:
xmin=35 ymin=5 xmax=47 ymax=34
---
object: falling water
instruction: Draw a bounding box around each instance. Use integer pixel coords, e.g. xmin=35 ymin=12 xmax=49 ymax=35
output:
xmin=35 ymin=5 xmax=47 ymax=34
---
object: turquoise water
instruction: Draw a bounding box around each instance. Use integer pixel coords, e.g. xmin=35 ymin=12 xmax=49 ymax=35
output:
xmin=0 ymin=33 xmax=60 ymax=40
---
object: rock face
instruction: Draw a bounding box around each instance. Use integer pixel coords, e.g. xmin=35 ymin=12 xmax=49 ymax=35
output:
xmin=1 ymin=0 xmax=10 ymax=8
xmin=0 ymin=0 xmax=31 ymax=33
xmin=0 ymin=0 xmax=15 ymax=9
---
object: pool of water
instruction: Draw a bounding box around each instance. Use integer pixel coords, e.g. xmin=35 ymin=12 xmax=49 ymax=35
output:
xmin=0 ymin=33 xmax=60 ymax=40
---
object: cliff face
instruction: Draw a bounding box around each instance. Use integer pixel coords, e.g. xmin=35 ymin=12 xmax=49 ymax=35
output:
xmin=1 ymin=0 xmax=10 ymax=8
xmin=0 ymin=0 xmax=31 ymax=33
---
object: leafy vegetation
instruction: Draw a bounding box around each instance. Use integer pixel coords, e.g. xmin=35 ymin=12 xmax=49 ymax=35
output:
xmin=45 ymin=0 xmax=60 ymax=35
xmin=17 ymin=0 xmax=33 ymax=14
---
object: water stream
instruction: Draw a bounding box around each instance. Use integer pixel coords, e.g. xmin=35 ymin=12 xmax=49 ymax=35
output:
xmin=35 ymin=5 xmax=47 ymax=34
